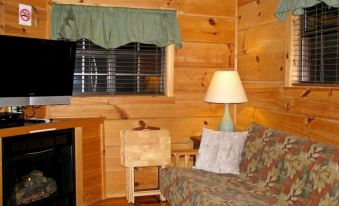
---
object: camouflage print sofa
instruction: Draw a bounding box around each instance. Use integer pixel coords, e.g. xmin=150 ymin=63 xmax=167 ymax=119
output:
xmin=160 ymin=123 xmax=339 ymax=206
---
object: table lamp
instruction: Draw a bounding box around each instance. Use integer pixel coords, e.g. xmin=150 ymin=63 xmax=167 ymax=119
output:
xmin=204 ymin=71 xmax=248 ymax=132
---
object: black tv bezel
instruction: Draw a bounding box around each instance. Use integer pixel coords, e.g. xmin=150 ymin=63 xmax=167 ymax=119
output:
xmin=0 ymin=35 xmax=76 ymax=107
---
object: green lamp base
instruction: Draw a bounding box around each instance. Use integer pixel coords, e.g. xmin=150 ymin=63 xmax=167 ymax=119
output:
xmin=219 ymin=103 xmax=235 ymax=132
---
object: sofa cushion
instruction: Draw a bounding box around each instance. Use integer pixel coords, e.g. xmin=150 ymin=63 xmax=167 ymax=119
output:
xmin=276 ymin=136 xmax=339 ymax=206
xmin=195 ymin=128 xmax=248 ymax=174
xmin=160 ymin=167 xmax=278 ymax=206
xmin=240 ymin=123 xmax=339 ymax=206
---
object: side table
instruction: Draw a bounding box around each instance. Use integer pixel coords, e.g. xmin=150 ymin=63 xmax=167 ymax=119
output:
xmin=171 ymin=149 xmax=198 ymax=167
xmin=120 ymin=129 xmax=171 ymax=204
xmin=190 ymin=135 xmax=202 ymax=149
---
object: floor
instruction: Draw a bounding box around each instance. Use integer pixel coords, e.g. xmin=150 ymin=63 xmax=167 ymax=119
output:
xmin=89 ymin=196 xmax=170 ymax=206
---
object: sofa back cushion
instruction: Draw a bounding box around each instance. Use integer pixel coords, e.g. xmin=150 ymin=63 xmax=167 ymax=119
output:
xmin=240 ymin=123 xmax=339 ymax=205
xmin=239 ymin=123 xmax=289 ymax=193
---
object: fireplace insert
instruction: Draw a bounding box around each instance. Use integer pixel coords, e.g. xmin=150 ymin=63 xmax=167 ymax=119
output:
xmin=2 ymin=129 xmax=75 ymax=206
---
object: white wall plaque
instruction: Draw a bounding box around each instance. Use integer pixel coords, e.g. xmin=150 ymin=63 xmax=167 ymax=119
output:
xmin=18 ymin=4 xmax=32 ymax=26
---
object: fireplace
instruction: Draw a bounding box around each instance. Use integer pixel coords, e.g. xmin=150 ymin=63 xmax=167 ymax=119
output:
xmin=2 ymin=129 xmax=75 ymax=206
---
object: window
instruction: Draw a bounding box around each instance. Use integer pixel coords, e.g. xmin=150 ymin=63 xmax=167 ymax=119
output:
xmin=291 ymin=3 xmax=339 ymax=85
xmin=73 ymin=39 xmax=167 ymax=95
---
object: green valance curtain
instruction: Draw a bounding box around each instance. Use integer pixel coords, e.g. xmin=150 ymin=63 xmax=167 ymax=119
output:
xmin=275 ymin=0 xmax=339 ymax=21
xmin=51 ymin=4 xmax=182 ymax=49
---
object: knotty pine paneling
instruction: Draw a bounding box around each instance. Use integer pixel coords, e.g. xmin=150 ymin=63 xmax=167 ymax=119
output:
xmin=0 ymin=0 xmax=236 ymax=199
xmin=238 ymin=21 xmax=286 ymax=56
xmin=238 ymin=0 xmax=279 ymax=30
xmin=174 ymin=67 xmax=221 ymax=93
xmin=2 ymin=0 xmax=49 ymax=38
xmin=104 ymin=118 xmax=219 ymax=147
xmin=82 ymin=123 xmax=104 ymax=205
xmin=180 ymin=0 xmax=235 ymax=17
xmin=238 ymin=54 xmax=285 ymax=81
xmin=50 ymin=101 xmax=223 ymax=119
xmin=238 ymin=0 xmax=255 ymax=6
xmin=236 ymin=1 xmax=339 ymax=147
xmin=179 ymin=15 xmax=235 ymax=43
xmin=175 ymin=42 xmax=234 ymax=68
xmin=242 ymin=82 xmax=339 ymax=124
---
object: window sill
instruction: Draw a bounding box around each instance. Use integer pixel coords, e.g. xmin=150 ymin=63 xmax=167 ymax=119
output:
xmin=285 ymin=84 xmax=339 ymax=90
xmin=71 ymin=95 xmax=176 ymax=105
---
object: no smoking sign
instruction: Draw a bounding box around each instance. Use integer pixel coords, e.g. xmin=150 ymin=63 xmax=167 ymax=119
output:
xmin=18 ymin=4 xmax=32 ymax=26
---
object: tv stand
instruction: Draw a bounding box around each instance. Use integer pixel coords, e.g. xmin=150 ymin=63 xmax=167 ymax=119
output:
xmin=0 ymin=112 xmax=53 ymax=128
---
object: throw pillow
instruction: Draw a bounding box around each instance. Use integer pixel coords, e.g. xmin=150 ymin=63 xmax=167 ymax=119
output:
xmin=195 ymin=128 xmax=248 ymax=175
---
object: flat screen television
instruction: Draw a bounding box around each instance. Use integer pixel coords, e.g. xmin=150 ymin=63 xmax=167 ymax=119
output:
xmin=0 ymin=35 xmax=76 ymax=107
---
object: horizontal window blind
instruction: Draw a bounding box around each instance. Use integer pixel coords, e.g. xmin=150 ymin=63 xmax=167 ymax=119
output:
xmin=292 ymin=3 xmax=339 ymax=85
xmin=73 ymin=39 xmax=166 ymax=95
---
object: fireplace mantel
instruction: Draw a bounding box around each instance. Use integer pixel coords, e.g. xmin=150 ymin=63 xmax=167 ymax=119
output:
xmin=0 ymin=117 xmax=103 ymax=206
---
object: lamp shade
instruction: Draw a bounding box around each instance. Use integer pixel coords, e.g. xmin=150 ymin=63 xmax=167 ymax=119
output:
xmin=204 ymin=71 xmax=248 ymax=103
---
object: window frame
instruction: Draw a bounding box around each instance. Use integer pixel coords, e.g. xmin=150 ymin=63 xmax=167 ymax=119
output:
xmin=72 ymin=42 xmax=175 ymax=97
xmin=286 ymin=6 xmax=339 ymax=88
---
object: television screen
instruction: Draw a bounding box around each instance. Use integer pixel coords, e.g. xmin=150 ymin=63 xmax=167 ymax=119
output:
xmin=0 ymin=35 xmax=76 ymax=106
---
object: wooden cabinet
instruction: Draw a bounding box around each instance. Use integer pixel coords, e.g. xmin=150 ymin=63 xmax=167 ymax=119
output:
xmin=82 ymin=124 xmax=104 ymax=205
xmin=0 ymin=118 xmax=104 ymax=206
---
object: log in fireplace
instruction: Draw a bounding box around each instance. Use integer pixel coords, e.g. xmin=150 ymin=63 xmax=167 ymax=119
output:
xmin=2 ymin=129 xmax=75 ymax=206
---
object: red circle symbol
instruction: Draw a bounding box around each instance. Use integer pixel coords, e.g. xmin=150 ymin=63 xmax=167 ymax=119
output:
xmin=20 ymin=9 xmax=31 ymax=21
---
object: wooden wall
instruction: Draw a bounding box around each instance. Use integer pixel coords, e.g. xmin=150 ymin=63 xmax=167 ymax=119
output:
xmin=48 ymin=0 xmax=237 ymax=199
xmin=236 ymin=0 xmax=339 ymax=146
xmin=0 ymin=1 xmax=103 ymax=204
xmin=1 ymin=0 xmax=237 ymax=201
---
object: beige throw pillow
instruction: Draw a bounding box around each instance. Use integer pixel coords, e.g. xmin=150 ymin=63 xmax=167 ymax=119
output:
xmin=195 ymin=128 xmax=248 ymax=174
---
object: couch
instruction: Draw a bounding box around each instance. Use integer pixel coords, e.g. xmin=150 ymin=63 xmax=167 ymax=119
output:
xmin=160 ymin=123 xmax=339 ymax=206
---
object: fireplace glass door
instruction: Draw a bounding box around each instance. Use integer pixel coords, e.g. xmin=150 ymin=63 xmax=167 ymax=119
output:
xmin=2 ymin=129 xmax=75 ymax=206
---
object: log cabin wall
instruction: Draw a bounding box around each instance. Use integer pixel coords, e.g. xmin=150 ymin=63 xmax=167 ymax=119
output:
xmin=0 ymin=1 xmax=103 ymax=204
xmin=236 ymin=0 xmax=339 ymax=146
xmin=1 ymin=0 xmax=236 ymax=201
xmin=48 ymin=0 xmax=237 ymax=199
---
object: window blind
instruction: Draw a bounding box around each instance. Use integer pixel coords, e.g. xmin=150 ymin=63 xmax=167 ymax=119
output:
xmin=292 ymin=3 xmax=339 ymax=85
xmin=73 ymin=39 xmax=166 ymax=95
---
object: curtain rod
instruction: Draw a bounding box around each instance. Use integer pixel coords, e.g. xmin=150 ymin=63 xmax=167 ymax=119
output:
xmin=51 ymin=1 xmax=182 ymax=13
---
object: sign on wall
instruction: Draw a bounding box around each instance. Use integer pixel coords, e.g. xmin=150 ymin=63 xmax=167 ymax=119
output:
xmin=18 ymin=4 xmax=32 ymax=26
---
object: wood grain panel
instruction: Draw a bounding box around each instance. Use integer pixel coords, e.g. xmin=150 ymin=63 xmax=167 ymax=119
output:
xmin=307 ymin=118 xmax=339 ymax=146
xmin=238 ymin=0 xmax=255 ymax=6
xmin=53 ymin=0 xmax=178 ymax=9
xmin=134 ymin=167 xmax=158 ymax=190
xmin=50 ymin=100 xmax=223 ymax=119
xmin=50 ymin=104 xmax=122 ymax=119
xmin=104 ymin=118 xmax=219 ymax=146
xmin=238 ymin=53 xmax=285 ymax=81
xmin=237 ymin=0 xmax=339 ymax=148
xmin=237 ymin=105 xmax=339 ymax=146
xmin=236 ymin=105 xmax=307 ymax=137
xmin=238 ymin=0 xmax=279 ymax=30
xmin=105 ymin=172 xmax=126 ymax=198
xmin=238 ymin=21 xmax=285 ymax=55
xmin=175 ymin=42 xmax=234 ymax=68
xmin=174 ymin=67 xmax=220 ymax=93
xmin=242 ymin=82 xmax=339 ymax=120
xmin=180 ymin=0 xmax=235 ymax=17
xmin=84 ymin=169 xmax=103 ymax=191
xmin=3 ymin=0 xmax=49 ymax=38
xmin=179 ymin=15 xmax=235 ymax=43
xmin=0 ymin=0 xmax=4 ymax=34
xmin=84 ymin=185 xmax=103 ymax=205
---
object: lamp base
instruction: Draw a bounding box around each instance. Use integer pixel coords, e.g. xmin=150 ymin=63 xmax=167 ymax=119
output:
xmin=219 ymin=104 xmax=234 ymax=132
